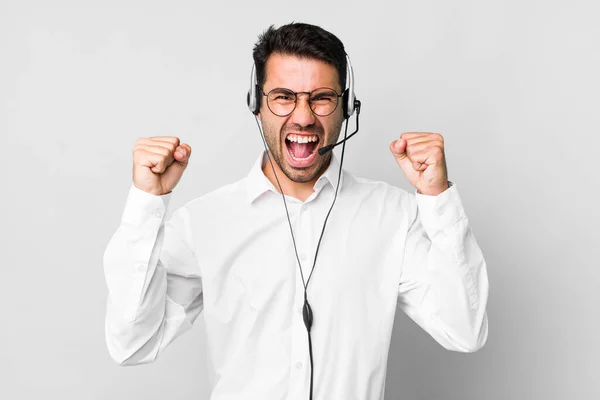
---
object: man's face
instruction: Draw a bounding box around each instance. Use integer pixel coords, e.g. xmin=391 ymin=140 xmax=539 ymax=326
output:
xmin=258 ymin=54 xmax=344 ymax=183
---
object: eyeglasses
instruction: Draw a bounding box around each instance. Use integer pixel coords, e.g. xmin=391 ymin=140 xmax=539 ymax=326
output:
xmin=261 ymin=87 xmax=343 ymax=117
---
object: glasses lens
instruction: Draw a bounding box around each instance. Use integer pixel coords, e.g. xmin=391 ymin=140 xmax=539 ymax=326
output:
xmin=267 ymin=88 xmax=296 ymax=116
xmin=310 ymin=88 xmax=339 ymax=116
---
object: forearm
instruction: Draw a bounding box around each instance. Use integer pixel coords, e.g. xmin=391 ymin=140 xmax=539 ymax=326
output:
xmin=413 ymin=216 xmax=488 ymax=352
xmin=398 ymin=182 xmax=489 ymax=352
xmin=103 ymin=185 xmax=201 ymax=365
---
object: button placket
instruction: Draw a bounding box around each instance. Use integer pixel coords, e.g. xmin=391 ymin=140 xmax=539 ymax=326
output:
xmin=287 ymin=201 xmax=313 ymax=395
xmin=295 ymin=205 xmax=310 ymax=277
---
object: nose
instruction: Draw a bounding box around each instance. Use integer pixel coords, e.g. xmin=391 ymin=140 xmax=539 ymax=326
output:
xmin=289 ymin=93 xmax=315 ymax=127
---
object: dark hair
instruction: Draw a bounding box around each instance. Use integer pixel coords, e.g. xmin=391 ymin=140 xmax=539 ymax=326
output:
xmin=252 ymin=22 xmax=347 ymax=92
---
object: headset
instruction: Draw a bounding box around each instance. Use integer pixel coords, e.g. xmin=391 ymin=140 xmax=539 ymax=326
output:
xmin=245 ymin=53 xmax=361 ymax=400
xmin=247 ymin=54 xmax=360 ymax=120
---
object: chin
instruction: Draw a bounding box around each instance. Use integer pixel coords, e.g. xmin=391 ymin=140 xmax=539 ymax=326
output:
xmin=282 ymin=156 xmax=327 ymax=183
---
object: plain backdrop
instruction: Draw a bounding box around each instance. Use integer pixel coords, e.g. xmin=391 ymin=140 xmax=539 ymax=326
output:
xmin=1 ymin=0 xmax=599 ymax=399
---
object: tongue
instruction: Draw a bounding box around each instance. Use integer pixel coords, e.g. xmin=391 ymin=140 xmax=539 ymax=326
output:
xmin=289 ymin=141 xmax=314 ymax=159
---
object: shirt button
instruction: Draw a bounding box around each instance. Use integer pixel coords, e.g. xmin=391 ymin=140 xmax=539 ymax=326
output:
xmin=136 ymin=263 xmax=145 ymax=271
xmin=299 ymin=254 xmax=307 ymax=262
xmin=296 ymin=362 xmax=303 ymax=369
xmin=154 ymin=210 xmax=163 ymax=218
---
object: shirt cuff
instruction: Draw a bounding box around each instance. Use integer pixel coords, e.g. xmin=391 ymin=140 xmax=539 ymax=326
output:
xmin=414 ymin=181 xmax=466 ymax=237
xmin=120 ymin=183 xmax=173 ymax=227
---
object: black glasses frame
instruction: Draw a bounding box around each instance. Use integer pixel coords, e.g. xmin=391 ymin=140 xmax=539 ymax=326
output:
xmin=260 ymin=87 xmax=344 ymax=117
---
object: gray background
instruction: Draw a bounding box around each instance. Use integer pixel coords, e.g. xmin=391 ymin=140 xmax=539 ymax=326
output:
xmin=1 ymin=0 xmax=598 ymax=399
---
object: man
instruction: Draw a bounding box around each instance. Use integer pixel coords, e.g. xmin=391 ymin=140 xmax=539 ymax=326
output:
xmin=103 ymin=22 xmax=489 ymax=400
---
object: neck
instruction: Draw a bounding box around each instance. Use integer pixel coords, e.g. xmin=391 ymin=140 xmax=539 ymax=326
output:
xmin=262 ymin=152 xmax=330 ymax=202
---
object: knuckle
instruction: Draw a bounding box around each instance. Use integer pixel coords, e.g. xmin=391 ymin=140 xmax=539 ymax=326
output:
xmin=156 ymin=146 xmax=170 ymax=156
xmin=164 ymin=136 xmax=178 ymax=146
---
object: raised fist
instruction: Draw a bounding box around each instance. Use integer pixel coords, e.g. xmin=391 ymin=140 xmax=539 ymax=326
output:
xmin=132 ymin=136 xmax=192 ymax=196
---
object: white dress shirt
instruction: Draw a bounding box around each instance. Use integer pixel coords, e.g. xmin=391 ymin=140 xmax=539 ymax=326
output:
xmin=103 ymin=150 xmax=489 ymax=400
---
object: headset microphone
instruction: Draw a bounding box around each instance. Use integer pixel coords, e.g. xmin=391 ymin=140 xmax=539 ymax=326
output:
xmin=317 ymin=99 xmax=361 ymax=156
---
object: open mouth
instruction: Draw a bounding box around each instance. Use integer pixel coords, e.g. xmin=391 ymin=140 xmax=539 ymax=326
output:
xmin=285 ymin=133 xmax=320 ymax=168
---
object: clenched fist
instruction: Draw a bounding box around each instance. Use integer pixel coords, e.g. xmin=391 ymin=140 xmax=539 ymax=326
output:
xmin=132 ymin=136 xmax=192 ymax=196
xmin=390 ymin=132 xmax=449 ymax=196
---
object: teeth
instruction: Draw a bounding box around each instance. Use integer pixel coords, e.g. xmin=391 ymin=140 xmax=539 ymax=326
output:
xmin=286 ymin=134 xmax=318 ymax=143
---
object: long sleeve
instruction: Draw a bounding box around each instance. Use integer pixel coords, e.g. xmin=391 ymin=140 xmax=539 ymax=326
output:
xmin=103 ymin=184 xmax=204 ymax=365
xmin=397 ymin=181 xmax=489 ymax=352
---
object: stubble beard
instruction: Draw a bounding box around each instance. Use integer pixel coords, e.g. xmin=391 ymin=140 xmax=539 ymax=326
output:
xmin=263 ymin=120 xmax=343 ymax=183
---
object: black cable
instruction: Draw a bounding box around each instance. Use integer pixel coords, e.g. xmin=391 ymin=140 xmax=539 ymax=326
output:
xmin=306 ymin=114 xmax=354 ymax=287
xmin=253 ymin=115 xmax=352 ymax=400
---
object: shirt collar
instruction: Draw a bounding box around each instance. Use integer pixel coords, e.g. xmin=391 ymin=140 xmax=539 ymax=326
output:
xmin=245 ymin=150 xmax=344 ymax=204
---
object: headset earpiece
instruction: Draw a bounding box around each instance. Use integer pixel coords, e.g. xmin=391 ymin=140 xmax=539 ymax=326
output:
xmin=247 ymin=64 xmax=259 ymax=115
xmin=342 ymin=89 xmax=350 ymax=119
xmin=343 ymin=54 xmax=356 ymax=119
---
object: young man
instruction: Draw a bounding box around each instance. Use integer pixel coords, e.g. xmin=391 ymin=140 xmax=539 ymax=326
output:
xmin=103 ymin=22 xmax=489 ymax=400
